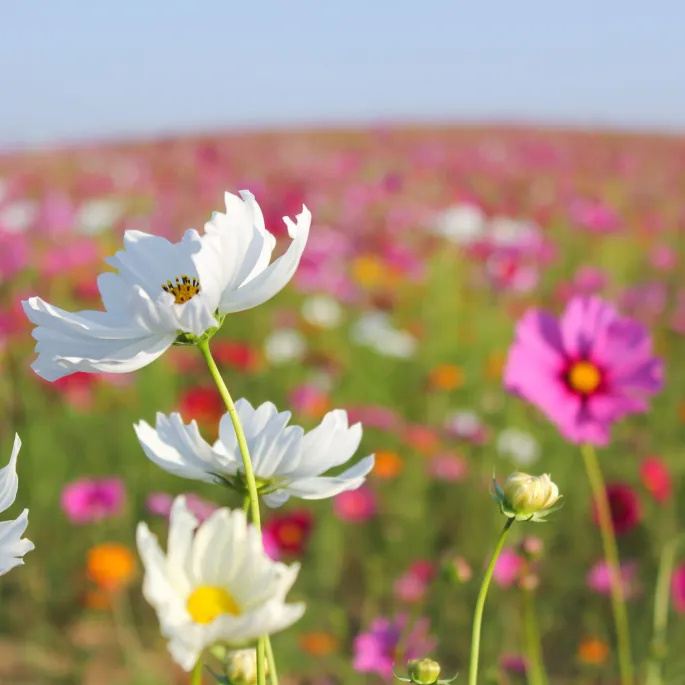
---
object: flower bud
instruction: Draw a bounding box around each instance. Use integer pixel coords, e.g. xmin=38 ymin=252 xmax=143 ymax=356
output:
xmin=225 ymin=649 xmax=268 ymax=685
xmin=407 ymin=658 xmax=441 ymax=684
xmin=492 ymin=472 xmax=562 ymax=522
xmin=441 ymin=554 xmax=472 ymax=584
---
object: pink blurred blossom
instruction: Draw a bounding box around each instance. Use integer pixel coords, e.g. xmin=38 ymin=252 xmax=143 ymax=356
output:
xmin=587 ymin=560 xmax=640 ymax=600
xmin=146 ymin=492 xmax=218 ymax=523
xmin=61 ymin=478 xmax=126 ymax=523
xmin=492 ymin=549 xmax=523 ymax=588
xmin=333 ymin=486 xmax=377 ymax=522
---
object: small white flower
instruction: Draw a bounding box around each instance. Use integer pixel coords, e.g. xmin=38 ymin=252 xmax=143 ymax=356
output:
xmin=263 ymin=328 xmax=307 ymax=365
xmin=445 ymin=410 xmax=482 ymax=438
xmin=137 ymin=496 xmax=304 ymax=671
xmin=433 ymin=204 xmax=486 ymax=245
xmin=0 ymin=435 xmax=34 ymax=575
xmin=0 ymin=199 xmax=38 ymax=234
xmin=134 ymin=400 xmax=375 ymax=507
xmin=301 ymin=295 xmax=343 ymax=329
xmin=351 ymin=312 xmax=416 ymax=359
xmin=496 ymin=428 xmax=540 ymax=467
xmin=23 ymin=191 xmax=311 ymax=381
xmin=76 ymin=199 xmax=125 ymax=235
xmin=488 ymin=216 xmax=540 ymax=249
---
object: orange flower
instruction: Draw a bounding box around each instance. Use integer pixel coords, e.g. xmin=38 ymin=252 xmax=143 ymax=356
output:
xmin=484 ymin=352 xmax=506 ymax=381
xmin=373 ymin=450 xmax=404 ymax=479
xmin=577 ymin=637 xmax=609 ymax=666
xmin=678 ymin=401 xmax=685 ymax=424
xmin=429 ymin=364 xmax=464 ymax=391
xmin=352 ymin=255 xmax=386 ymax=289
xmin=86 ymin=543 xmax=136 ymax=592
xmin=298 ymin=631 xmax=339 ymax=656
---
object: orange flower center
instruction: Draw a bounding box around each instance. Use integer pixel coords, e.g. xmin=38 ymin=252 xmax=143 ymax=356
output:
xmin=568 ymin=361 xmax=601 ymax=394
xmin=162 ymin=274 xmax=201 ymax=304
xmin=278 ymin=523 xmax=304 ymax=546
xmin=186 ymin=585 xmax=241 ymax=624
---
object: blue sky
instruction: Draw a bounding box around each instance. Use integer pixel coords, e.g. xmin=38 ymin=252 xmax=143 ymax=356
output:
xmin=1 ymin=1 xmax=683 ymax=149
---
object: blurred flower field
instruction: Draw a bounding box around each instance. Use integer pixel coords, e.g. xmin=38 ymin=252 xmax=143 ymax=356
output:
xmin=1 ymin=125 xmax=685 ymax=684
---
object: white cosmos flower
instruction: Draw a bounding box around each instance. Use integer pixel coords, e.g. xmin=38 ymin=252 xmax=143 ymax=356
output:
xmin=137 ymin=496 xmax=304 ymax=671
xmin=496 ymin=428 xmax=540 ymax=467
xmin=351 ymin=312 xmax=417 ymax=359
xmin=134 ymin=399 xmax=375 ymax=507
xmin=263 ymin=328 xmax=307 ymax=365
xmin=22 ymin=190 xmax=311 ymax=381
xmin=0 ymin=435 xmax=34 ymax=575
xmin=301 ymin=295 xmax=343 ymax=328
xmin=433 ymin=204 xmax=486 ymax=245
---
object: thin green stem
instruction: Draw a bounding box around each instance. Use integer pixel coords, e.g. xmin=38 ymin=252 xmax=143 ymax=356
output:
xmin=645 ymin=535 xmax=685 ymax=685
xmin=243 ymin=494 xmax=251 ymax=514
xmin=523 ymin=589 xmax=548 ymax=685
xmin=199 ymin=340 xmax=266 ymax=685
xmin=265 ymin=635 xmax=279 ymax=685
xmin=191 ymin=656 xmax=203 ymax=685
xmin=581 ymin=443 xmax=634 ymax=685
xmin=468 ymin=518 xmax=514 ymax=685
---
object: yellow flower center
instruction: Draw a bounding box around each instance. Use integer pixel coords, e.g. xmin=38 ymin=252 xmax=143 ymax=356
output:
xmin=568 ymin=361 xmax=601 ymax=394
xmin=186 ymin=585 xmax=241 ymax=624
xmin=162 ymin=275 xmax=201 ymax=304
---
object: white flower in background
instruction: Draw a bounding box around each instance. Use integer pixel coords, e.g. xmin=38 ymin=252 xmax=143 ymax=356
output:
xmin=0 ymin=435 xmax=34 ymax=575
xmin=0 ymin=199 xmax=38 ymax=234
xmin=137 ymin=496 xmax=304 ymax=671
xmin=433 ymin=204 xmax=486 ymax=245
xmin=23 ymin=191 xmax=311 ymax=381
xmin=487 ymin=216 xmax=540 ymax=249
xmin=496 ymin=428 xmax=540 ymax=467
xmin=351 ymin=312 xmax=417 ymax=359
xmin=134 ymin=400 xmax=375 ymax=507
xmin=76 ymin=198 xmax=125 ymax=235
xmin=444 ymin=410 xmax=482 ymax=439
xmin=263 ymin=328 xmax=307 ymax=365
xmin=301 ymin=295 xmax=343 ymax=328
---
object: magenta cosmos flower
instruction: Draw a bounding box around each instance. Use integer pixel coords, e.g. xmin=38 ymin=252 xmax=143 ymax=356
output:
xmin=61 ymin=477 xmax=126 ymax=523
xmin=504 ymin=296 xmax=663 ymax=445
xmin=353 ymin=614 xmax=437 ymax=678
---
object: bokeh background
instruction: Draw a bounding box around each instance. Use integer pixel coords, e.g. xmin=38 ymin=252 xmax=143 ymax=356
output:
xmin=2 ymin=2 xmax=685 ymax=684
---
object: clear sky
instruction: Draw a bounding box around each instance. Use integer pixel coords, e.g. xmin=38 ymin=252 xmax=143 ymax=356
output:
xmin=1 ymin=1 xmax=683 ymax=149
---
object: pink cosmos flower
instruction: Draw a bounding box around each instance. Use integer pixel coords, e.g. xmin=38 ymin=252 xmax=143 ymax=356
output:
xmin=649 ymin=245 xmax=677 ymax=272
xmin=353 ymin=614 xmax=437 ymax=678
xmin=570 ymin=198 xmax=621 ymax=233
xmin=671 ymin=563 xmax=685 ymax=613
xmin=428 ymin=453 xmax=468 ymax=482
xmin=573 ymin=266 xmax=608 ymax=294
xmin=493 ymin=549 xmax=523 ymax=588
xmin=587 ymin=560 xmax=640 ymax=600
xmin=346 ymin=405 xmax=402 ymax=432
xmin=394 ymin=560 xmax=436 ymax=604
xmin=504 ymin=296 xmax=663 ymax=445
xmin=333 ymin=486 xmax=377 ymax=522
xmin=640 ymin=456 xmax=672 ymax=504
xmin=146 ymin=492 xmax=218 ymax=522
xmin=61 ymin=478 xmax=126 ymax=523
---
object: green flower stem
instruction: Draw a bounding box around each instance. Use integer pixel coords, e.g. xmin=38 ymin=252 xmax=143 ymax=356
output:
xmin=522 ymin=589 xmax=548 ymax=685
xmin=191 ymin=656 xmax=203 ymax=685
xmin=198 ymin=340 xmax=267 ymax=685
xmin=581 ymin=443 xmax=634 ymax=685
xmin=468 ymin=517 xmax=514 ymax=685
xmin=265 ymin=634 xmax=280 ymax=685
xmin=645 ymin=535 xmax=684 ymax=685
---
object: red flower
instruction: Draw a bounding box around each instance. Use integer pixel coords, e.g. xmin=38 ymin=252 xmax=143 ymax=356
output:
xmin=262 ymin=510 xmax=314 ymax=559
xmin=593 ymin=483 xmax=641 ymax=535
xmin=671 ymin=563 xmax=685 ymax=613
xmin=178 ymin=386 xmax=224 ymax=426
xmin=212 ymin=340 xmax=262 ymax=372
xmin=640 ymin=456 xmax=672 ymax=504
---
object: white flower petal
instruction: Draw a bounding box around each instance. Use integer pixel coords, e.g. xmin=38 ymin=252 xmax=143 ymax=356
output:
xmin=0 ymin=510 xmax=34 ymax=576
xmin=0 ymin=435 xmax=20 ymax=514
xmin=281 ymin=455 xmax=375 ymax=499
xmin=219 ymin=205 xmax=311 ymax=314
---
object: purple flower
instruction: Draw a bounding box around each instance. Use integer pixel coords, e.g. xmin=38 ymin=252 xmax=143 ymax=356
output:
xmin=504 ymin=296 xmax=663 ymax=445
xmin=353 ymin=614 xmax=437 ymax=679
xmin=61 ymin=478 xmax=126 ymax=524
